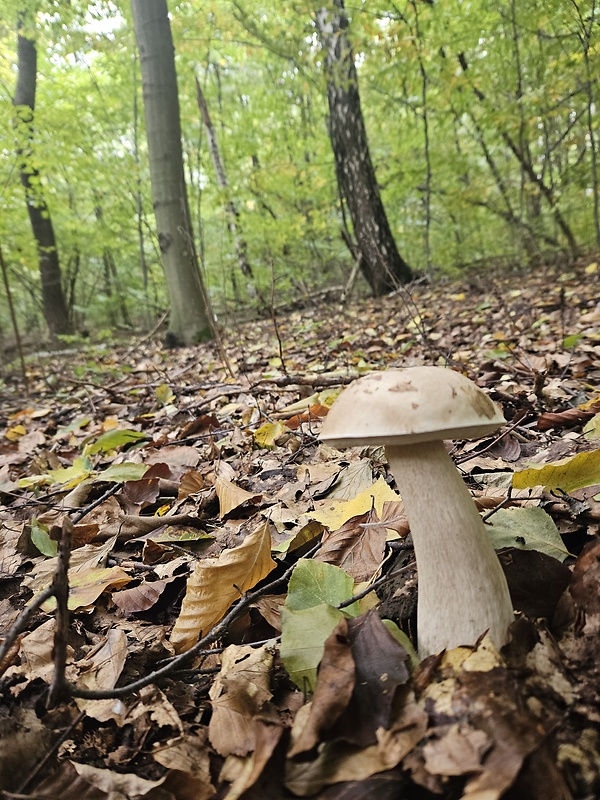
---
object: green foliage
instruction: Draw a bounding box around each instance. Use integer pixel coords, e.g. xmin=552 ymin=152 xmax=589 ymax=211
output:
xmin=280 ymin=559 xmax=361 ymax=690
xmin=0 ymin=0 xmax=598 ymax=337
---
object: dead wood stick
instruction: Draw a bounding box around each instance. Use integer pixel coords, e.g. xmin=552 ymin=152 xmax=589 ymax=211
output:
xmin=48 ymin=517 xmax=73 ymax=707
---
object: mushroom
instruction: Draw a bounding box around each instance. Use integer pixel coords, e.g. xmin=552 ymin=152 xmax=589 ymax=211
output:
xmin=320 ymin=366 xmax=514 ymax=658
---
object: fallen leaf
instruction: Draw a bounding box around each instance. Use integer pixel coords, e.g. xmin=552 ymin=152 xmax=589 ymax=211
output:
xmin=215 ymin=476 xmax=262 ymax=518
xmin=170 ymin=520 xmax=276 ymax=652
xmin=209 ymin=643 xmax=275 ymax=756
xmin=288 ymin=617 xmax=356 ymax=756
xmin=512 ymin=449 xmax=600 ymax=493
xmin=485 ymin=507 xmax=571 ymax=561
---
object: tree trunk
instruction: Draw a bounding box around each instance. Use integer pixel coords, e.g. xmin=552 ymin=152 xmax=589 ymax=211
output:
xmin=195 ymin=77 xmax=254 ymax=283
xmin=131 ymin=0 xmax=213 ymax=345
xmin=13 ymin=17 xmax=71 ymax=337
xmin=315 ymin=1 xmax=413 ymax=295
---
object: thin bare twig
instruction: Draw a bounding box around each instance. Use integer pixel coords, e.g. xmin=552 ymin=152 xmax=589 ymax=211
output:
xmin=63 ymin=540 xmax=324 ymax=700
xmin=0 ymin=586 xmax=55 ymax=668
xmin=48 ymin=518 xmax=73 ymax=707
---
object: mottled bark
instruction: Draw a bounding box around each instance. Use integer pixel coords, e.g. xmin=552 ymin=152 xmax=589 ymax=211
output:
xmin=316 ymin=1 xmax=413 ymax=294
xmin=13 ymin=20 xmax=71 ymax=337
xmin=131 ymin=0 xmax=213 ymax=344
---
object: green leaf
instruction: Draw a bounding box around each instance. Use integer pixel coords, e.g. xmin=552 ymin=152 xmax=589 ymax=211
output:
xmin=155 ymin=383 xmax=175 ymax=406
xmin=280 ymin=604 xmax=344 ymax=692
xmin=285 ymin=559 xmax=359 ymax=614
xmin=562 ymin=334 xmax=582 ymax=348
xmin=47 ymin=456 xmax=94 ymax=487
xmin=485 ymin=507 xmax=571 ymax=562
xmin=512 ymin=449 xmax=600 ymax=493
xmin=583 ymin=414 xmax=600 ymax=441
xmin=98 ymin=462 xmax=149 ymax=483
xmin=30 ymin=519 xmax=58 ymax=557
xmin=280 ymin=559 xmax=362 ymax=691
xmin=381 ymin=619 xmax=419 ymax=668
xmin=85 ymin=429 xmax=146 ymax=455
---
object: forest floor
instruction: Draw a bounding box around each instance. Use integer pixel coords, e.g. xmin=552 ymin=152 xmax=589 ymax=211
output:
xmin=1 ymin=259 xmax=600 ymax=800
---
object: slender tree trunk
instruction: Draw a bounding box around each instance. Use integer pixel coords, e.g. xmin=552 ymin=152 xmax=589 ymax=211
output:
xmin=195 ymin=76 xmax=253 ymax=281
xmin=458 ymin=51 xmax=579 ymax=259
xmin=132 ymin=50 xmax=150 ymax=327
xmin=13 ymin=15 xmax=71 ymax=337
xmin=131 ymin=0 xmax=213 ymax=345
xmin=571 ymin=0 xmax=600 ymax=245
xmin=315 ymin=0 xmax=413 ymax=295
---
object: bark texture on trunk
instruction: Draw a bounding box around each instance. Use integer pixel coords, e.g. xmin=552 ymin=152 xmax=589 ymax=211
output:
xmin=131 ymin=0 xmax=213 ymax=344
xmin=316 ymin=1 xmax=413 ymax=294
xmin=195 ymin=77 xmax=253 ymax=280
xmin=13 ymin=22 xmax=71 ymax=337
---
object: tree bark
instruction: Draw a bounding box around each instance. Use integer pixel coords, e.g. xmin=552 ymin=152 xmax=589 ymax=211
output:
xmin=315 ymin=1 xmax=413 ymax=294
xmin=131 ymin=0 xmax=213 ymax=345
xmin=195 ymin=77 xmax=253 ymax=281
xmin=13 ymin=17 xmax=71 ymax=337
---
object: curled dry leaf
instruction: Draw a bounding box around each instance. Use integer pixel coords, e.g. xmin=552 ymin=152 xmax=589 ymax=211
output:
xmin=170 ymin=520 xmax=276 ymax=653
xmin=209 ymin=643 xmax=276 ymax=757
xmin=215 ymin=476 xmax=262 ymax=518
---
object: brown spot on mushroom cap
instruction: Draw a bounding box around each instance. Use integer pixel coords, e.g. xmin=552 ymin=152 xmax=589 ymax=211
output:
xmin=321 ymin=367 xmax=505 ymax=448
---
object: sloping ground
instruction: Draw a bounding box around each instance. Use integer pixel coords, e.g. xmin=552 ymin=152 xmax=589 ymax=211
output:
xmin=0 ymin=260 xmax=599 ymax=799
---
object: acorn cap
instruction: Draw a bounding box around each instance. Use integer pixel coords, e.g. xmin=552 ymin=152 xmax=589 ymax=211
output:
xmin=320 ymin=367 xmax=505 ymax=448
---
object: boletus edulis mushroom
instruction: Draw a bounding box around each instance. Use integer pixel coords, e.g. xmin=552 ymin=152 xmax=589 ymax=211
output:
xmin=320 ymin=366 xmax=514 ymax=659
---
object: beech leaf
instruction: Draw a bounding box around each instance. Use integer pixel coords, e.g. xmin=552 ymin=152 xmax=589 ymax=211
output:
xmin=485 ymin=507 xmax=571 ymax=562
xmin=512 ymin=449 xmax=600 ymax=493
xmin=170 ymin=520 xmax=276 ymax=653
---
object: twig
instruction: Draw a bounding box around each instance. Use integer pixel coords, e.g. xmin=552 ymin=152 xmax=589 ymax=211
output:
xmin=0 ymin=245 xmax=28 ymax=389
xmin=0 ymin=586 xmax=55 ymax=667
xmin=337 ymin=561 xmax=416 ymax=610
xmin=63 ymin=541 xmax=323 ymax=700
xmin=72 ymin=482 xmax=123 ymax=524
xmin=269 ymin=258 xmax=289 ymax=377
xmin=455 ymin=414 xmax=526 ymax=464
xmin=48 ymin=518 xmax=73 ymax=707
xmin=17 ymin=710 xmax=85 ymax=794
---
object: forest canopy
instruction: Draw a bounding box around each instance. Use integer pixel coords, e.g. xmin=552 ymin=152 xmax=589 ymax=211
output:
xmin=0 ymin=0 xmax=597 ymax=340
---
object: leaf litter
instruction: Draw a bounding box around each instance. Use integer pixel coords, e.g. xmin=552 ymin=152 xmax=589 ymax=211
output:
xmin=1 ymin=262 xmax=600 ymax=798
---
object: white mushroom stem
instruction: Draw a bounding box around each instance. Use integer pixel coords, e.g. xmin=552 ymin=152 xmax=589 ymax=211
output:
xmin=386 ymin=439 xmax=514 ymax=659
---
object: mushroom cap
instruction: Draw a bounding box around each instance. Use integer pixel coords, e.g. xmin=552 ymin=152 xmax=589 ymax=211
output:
xmin=321 ymin=367 xmax=505 ymax=447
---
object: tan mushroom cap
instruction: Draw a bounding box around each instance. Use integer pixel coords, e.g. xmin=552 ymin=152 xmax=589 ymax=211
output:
xmin=321 ymin=367 xmax=505 ymax=447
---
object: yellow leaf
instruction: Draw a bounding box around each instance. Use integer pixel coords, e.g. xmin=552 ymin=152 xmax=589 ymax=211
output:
xmin=579 ymin=395 xmax=600 ymax=411
xmin=512 ymin=450 xmax=600 ymax=493
xmin=42 ymin=566 xmax=131 ymax=611
xmin=170 ymin=520 xmax=276 ymax=653
xmin=5 ymin=424 xmax=26 ymax=442
xmin=310 ymin=477 xmax=401 ymax=530
xmin=584 ymin=261 xmax=598 ymax=274
xmin=254 ymin=421 xmax=287 ymax=448
xmin=155 ymin=383 xmax=175 ymax=406
xmin=215 ymin=477 xmax=261 ymax=517
xmin=583 ymin=414 xmax=600 ymax=441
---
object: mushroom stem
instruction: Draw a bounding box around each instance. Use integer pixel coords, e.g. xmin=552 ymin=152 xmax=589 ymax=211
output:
xmin=386 ymin=440 xmax=514 ymax=658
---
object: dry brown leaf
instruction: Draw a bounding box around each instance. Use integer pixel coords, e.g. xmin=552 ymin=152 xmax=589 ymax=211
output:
xmin=170 ymin=520 xmax=276 ymax=653
xmin=250 ymin=594 xmax=286 ymax=631
xmin=219 ymin=723 xmax=284 ymax=800
xmin=314 ymin=508 xmax=386 ymax=581
xmin=152 ymin=731 xmax=212 ymax=780
xmin=285 ymin=689 xmax=427 ymax=796
xmin=112 ymin=579 xmax=171 ymax=614
xmin=215 ymin=476 xmax=262 ymax=518
xmin=209 ymin=643 xmax=275 ymax=757
xmin=423 ymin=723 xmax=491 ymax=776
xmin=74 ymin=629 xmax=128 ymax=723
xmin=288 ymin=617 xmax=355 ymax=757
